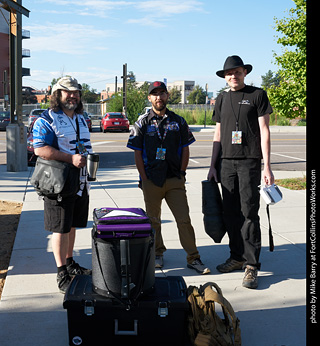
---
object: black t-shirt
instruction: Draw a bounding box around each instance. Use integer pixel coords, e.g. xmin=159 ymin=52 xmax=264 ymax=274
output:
xmin=213 ymin=85 xmax=273 ymax=159
xmin=127 ymin=108 xmax=195 ymax=187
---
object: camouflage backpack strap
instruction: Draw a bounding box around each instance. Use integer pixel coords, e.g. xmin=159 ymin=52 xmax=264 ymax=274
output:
xmin=187 ymin=286 xmax=205 ymax=342
xmin=201 ymin=282 xmax=241 ymax=346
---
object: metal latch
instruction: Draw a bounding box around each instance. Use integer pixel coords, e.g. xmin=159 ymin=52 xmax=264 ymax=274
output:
xmin=158 ymin=302 xmax=168 ymax=317
xmin=84 ymin=300 xmax=94 ymax=316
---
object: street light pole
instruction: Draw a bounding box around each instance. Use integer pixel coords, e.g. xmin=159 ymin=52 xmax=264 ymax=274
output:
xmin=121 ymin=63 xmax=127 ymax=118
xmin=0 ymin=0 xmax=30 ymax=171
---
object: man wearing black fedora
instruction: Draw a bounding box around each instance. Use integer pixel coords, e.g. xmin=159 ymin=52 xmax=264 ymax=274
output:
xmin=208 ymin=55 xmax=274 ymax=289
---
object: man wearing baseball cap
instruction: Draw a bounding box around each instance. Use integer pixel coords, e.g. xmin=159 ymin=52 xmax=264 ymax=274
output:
xmin=127 ymin=81 xmax=210 ymax=274
xmin=208 ymin=56 xmax=274 ymax=288
xmin=33 ymin=76 xmax=93 ymax=293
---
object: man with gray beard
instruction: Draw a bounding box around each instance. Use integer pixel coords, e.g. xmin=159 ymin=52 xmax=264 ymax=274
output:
xmin=33 ymin=77 xmax=93 ymax=293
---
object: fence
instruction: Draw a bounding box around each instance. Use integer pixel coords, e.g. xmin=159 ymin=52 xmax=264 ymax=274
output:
xmin=169 ymin=104 xmax=214 ymax=112
xmin=1 ymin=103 xmax=213 ymax=122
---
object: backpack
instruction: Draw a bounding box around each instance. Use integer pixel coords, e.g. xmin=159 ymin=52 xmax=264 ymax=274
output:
xmin=187 ymin=282 xmax=241 ymax=346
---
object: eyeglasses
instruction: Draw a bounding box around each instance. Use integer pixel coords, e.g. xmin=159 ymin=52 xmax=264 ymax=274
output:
xmin=150 ymin=91 xmax=167 ymax=97
xmin=61 ymin=90 xmax=80 ymax=97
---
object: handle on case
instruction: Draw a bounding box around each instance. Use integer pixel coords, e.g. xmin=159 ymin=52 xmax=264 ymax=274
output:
xmin=114 ymin=319 xmax=138 ymax=336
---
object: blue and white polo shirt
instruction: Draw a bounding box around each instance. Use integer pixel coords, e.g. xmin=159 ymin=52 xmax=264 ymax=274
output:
xmin=33 ymin=108 xmax=92 ymax=196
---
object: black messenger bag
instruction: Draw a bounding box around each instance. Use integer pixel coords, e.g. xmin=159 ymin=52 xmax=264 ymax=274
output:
xmin=30 ymin=157 xmax=80 ymax=200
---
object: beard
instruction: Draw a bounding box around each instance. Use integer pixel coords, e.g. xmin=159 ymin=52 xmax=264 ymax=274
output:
xmin=152 ymin=99 xmax=166 ymax=112
xmin=62 ymin=99 xmax=78 ymax=111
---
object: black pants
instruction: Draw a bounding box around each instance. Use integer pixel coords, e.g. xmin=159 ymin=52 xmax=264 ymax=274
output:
xmin=221 ymin=159 xmax=261 ymax=269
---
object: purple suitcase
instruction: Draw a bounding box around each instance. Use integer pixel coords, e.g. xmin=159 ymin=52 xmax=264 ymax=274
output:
xmin=93 ymin=207 xmax=152 ymax=238
xmin=92 ymin=207 xmax=155 ymax=299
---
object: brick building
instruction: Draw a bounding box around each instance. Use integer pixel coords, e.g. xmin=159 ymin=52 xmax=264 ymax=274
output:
xmin=0 ymin=8 xmax=30 ymax=107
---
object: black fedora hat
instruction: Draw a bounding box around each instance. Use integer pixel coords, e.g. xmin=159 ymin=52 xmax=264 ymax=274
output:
xmin=216 ymin=55 xmax=253 ymax=78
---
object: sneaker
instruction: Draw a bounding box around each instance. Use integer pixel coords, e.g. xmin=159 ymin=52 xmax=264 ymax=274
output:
xmin=67 ymin=260 xmax=92 ymax=277
xmin=242 ymin=265 xmax=258 ymax=289
xmin=216 ymin=258 xmax=245 ymax=273
xmin=187 ymin=259 xmax=211 ymax=274
xmin=155 ymin=255 xmax=164 ymax=269
xmin=57 ymin=270 xmax=72 ymax=294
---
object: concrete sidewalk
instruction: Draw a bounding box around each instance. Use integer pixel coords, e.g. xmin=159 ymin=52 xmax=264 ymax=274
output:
xmin=0 ymin=165 xmax=306 ymax=345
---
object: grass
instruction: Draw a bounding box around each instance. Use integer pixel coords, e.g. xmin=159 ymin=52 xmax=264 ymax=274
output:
xmin=175 ymin=109 xmax=305 ymax=126
xmin=275 ymin=177 xmax=306 ymax=190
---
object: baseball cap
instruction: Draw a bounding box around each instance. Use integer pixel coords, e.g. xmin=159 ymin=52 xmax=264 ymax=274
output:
xmin=52 ymin=76 xmax=82 ymax=94
xmin=148 ymin=81 xmax=168 ymax=95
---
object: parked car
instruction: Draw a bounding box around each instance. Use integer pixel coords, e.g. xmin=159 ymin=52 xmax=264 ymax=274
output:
xmin=0 ymin=111 xmax=10 ymax=131
xmin=100 ymin=112 xmax=130 ymax=132
xmin=27 ymin=119 xmax=38 ymax=166
xmin=28 ymin=109 xmax=44 ymax=127
xmin=83 ymin=111 xmax=92 ymax=132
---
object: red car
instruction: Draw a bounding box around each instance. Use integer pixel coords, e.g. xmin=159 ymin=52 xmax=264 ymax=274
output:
xmin=100 ymin=112 xmax=129 ymax=132
xmin=83 ymin=111 xmax=92 ymax=132
xmin=27 ymin=119 xmax=38 ymax=166
xmin=0 ymin=111 xmax=10 ymax=131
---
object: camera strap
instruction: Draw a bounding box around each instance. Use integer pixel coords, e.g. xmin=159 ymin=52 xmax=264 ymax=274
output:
xmin=266 ymin=204 xmax=274 ymax=252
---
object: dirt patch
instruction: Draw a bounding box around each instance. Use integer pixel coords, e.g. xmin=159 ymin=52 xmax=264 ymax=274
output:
xmin=0 ymin=200 xmax=23 ymax=299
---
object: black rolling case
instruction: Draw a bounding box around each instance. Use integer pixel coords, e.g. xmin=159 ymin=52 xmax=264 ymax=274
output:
xmin=92 ymin=207 xmax=155 ymax=300
xmin=63 ymin=275 xmax=190 ymax=346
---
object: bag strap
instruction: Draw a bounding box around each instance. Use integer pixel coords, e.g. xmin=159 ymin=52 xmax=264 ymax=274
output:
xmin=201 ymin=282 xmax=242 ymax=346
xmin=266 ymin=205 xmax=274 ymax=252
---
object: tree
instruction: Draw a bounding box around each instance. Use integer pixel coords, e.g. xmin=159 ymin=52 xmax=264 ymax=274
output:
xmin=81 ymin=83 xmax=99 ymax=103
xmin=261 ymin=70 xmax=281 ymax=89
xmin=268 ymin=0 xmax=306 ymax=118
xmin=168 ymin=87 xmax=181 ymax=104
xmin=187 ymin=85 xmax=206 ymax=104
xmin=107 ymin=72 xmax=148 ymax=124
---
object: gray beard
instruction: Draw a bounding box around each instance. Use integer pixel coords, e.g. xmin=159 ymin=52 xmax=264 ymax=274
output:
xmin=62 ymin=102 xmax=78 ymax=111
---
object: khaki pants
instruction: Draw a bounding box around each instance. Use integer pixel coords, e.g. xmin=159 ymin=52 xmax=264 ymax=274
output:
xmin=141 ymin=177 xmax=200 ymax=264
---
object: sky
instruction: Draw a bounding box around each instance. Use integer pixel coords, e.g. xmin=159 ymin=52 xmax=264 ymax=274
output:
xmin=21 ymin=0 xmax=295 ymax=96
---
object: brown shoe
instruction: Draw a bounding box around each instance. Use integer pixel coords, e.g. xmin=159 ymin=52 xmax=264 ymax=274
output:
xmin=216 ymin=258 xmax=245 ymax=273
xmin=242 ymin=265 xmax=258 ymax=289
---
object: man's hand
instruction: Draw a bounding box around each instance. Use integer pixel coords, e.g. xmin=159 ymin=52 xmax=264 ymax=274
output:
xmin=71 ymin=154 xmax=87 ymax=168
xmin=262 ymin=166 xmax=274 ymax=186
xmin=207 ymin=166 xmax=218 ymax=183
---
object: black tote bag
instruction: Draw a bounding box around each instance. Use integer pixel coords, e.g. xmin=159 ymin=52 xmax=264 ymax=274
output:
xmin=202 ymin=180 xmax=226 ymax=243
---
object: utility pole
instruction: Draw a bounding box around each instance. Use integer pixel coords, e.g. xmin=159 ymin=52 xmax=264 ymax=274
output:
xmin=204 ymin=83 xmax=208 ymax=128
xmin=3 ymin=70 xmax=8 ymax=110
xmin=1 ymin=0 xmax=30 ymax=171
xmin=121 ymin=63 xmax=127 ymax=117
xmin=114 ymin=76 xmax=117 ymax=94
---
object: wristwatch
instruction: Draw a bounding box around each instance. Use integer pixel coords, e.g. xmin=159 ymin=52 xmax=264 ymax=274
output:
xmin=180 ymin=170 xmax=186 ymax=177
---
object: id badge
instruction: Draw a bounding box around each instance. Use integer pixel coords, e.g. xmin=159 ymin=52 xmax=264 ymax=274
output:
xmin=232 ymin=131 xmax=242 ymax=144
xmin=76 ymin=140 xmax=87 ymax=154
xmin=156 ymin=147 xmax=166 ymax=160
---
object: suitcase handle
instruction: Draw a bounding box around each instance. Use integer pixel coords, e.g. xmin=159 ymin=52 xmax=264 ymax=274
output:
xmin=114 ymin=319 xmax=138 ymax=336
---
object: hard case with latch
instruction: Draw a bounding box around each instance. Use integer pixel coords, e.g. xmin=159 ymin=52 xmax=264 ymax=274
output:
xmin=63 ymin=275 xmax=190 ymax=346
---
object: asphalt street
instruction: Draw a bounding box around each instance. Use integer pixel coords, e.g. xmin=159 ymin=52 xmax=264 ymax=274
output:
xmin=88 ymin=126 xmax=306 ymax=171
xmin=0 ymin=125 xmax=306 ymax=171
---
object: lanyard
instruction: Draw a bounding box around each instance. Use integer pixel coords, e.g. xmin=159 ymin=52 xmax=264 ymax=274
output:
xmin=229 ymin=91 xmax=244 ymax=131
xmin=153 ymin=117 xmax=169 ymax=146
xmin=67 ymin=115 xmax=81 ymax=153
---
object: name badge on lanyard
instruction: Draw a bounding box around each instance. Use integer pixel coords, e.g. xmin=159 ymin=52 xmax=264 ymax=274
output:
xmin=156 ymin=147 xmax=166 ymax=160
xmin=232 ymin=131 xmax=242 ymax=144
xmin=153 ymin=117 xmax=169 ymax=160
xmin=230 ymin=92 xmax=244 ymax=145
